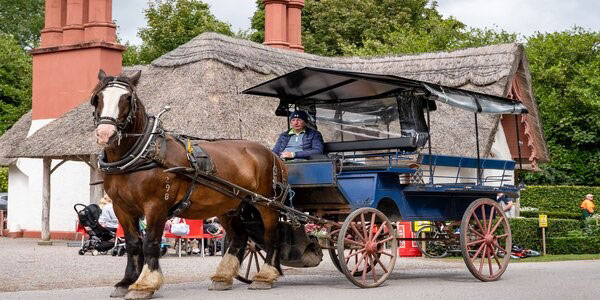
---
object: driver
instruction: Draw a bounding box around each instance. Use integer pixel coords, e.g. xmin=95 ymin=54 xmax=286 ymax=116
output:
xmin=272 ymin=110 xmax=324 ymax=160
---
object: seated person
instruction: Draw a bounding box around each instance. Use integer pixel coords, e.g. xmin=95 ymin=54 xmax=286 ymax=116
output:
xmin=272 ymin=110 xmax=324 ymax=160
xmin=99 ymin=195 xmax=118 ymax=233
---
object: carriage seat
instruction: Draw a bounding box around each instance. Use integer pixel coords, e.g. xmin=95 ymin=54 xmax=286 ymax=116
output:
xmin=323 ymin=137 xmax=418 ymax=154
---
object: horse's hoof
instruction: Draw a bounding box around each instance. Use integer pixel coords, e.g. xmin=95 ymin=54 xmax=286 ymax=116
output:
xmin=248 ymin=281 xmax=273 ymax=290
xmin=124 ymin=290 xmax=155 ymax=299
xmin=110 ymin=286 xmax=129 ymax=298
xmin=208 ymin=281 xmax=232 ymax=291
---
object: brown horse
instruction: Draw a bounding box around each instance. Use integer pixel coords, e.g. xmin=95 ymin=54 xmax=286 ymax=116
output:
xmin=91 ymin=70 xmax=287 ymax=299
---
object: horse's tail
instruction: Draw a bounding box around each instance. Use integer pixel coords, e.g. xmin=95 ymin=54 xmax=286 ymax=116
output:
xmin=271 ymin=152 xmax=289 ymax=203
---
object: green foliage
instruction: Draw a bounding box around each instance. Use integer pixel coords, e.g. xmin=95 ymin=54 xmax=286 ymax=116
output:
xmin=0 ymin=34 xmax=32 ymax=135
xmin=508 ymin=218 xmax=582 ymax=251
xmin=520 ymin=185 xmax=600 ymax=214
xmin=131 ymin=0 xmax=233 ymax=64
xmin=547 ymin=237 xmax=600 ymax=254
xmin=520 ymin=210 xmax=581 ymax=220
xmin=0 ymin=167 xmax=7 ymax=192
xmin=524 ymin=28 xmax=600 ymax=185
xmin=249 ymin=0 xmax=516 ymax=56
xmin=0 ymin=0 xmax=44 ymax=49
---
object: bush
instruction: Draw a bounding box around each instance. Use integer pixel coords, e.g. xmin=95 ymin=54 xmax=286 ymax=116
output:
xmin=508 ymin=218 xmax=582 ymax=251
xmin=547 ymin=237 xmax=600 ymax=254
xmin=520 ymin=186 xmax=600 ymax=214
xmin=0 ymin=167 xmax=7 ymax=192
xmin=520 ymin=210 xmax=581 ymax=220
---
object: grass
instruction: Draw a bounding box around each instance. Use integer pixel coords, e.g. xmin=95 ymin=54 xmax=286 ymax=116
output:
xmin=510 ymin=253 xmax=600 ymax=263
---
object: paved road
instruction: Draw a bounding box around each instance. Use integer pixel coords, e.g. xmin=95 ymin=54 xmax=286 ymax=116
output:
xmin=3 ymin=259 xmax=599 ymax=299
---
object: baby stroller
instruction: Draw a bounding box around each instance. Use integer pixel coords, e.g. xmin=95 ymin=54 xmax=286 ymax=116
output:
xmin=74 ymin=203 xmax=118 ymax=256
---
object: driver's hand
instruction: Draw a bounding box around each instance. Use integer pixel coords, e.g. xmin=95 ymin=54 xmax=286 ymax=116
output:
xmin=280 ymin=151 xmax=294 ymax=159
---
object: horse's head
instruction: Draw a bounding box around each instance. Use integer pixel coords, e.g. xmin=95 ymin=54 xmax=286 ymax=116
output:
xmin=91 ymin=69 xmax=142 ymax=146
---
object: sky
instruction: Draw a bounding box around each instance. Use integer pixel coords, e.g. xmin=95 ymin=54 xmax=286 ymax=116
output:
xmin=114 ymin=0 xmax=600 ymax=46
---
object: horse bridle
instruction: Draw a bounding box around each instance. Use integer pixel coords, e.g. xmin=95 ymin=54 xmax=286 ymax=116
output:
xmin=90 ymin=78 xmax=138 ymax=132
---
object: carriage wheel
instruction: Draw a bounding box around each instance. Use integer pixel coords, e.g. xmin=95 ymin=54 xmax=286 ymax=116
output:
xmin=235 ymin=240 xmax=266 ymax=284
xmin=326 ymin=227 xmax=344 ymax=273
xmin=416 ymin=225 xmax=450 ymax=258
xmin=337 ymin=207 xmax=397 ymax=288
xmin=460 ymin=198 xmax=511 ymax=281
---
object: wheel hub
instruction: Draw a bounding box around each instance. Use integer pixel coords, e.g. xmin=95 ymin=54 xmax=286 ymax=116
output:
xmin=484 ymin=234 xmax=494 ymax=244
xmin=365 ymin=241 xmax=378 ymax=254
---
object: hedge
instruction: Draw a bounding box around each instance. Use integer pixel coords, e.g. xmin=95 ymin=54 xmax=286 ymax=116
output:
xmin=520 ymin=185 xmax=600 ymax=214
xmin=520 ymin=210 xmax=581 ymax=220
xmin=508 ymin=218 xmax=582 ymax=251
xmin=0 ymin=167 xmax=7 ymax=192
xmin=547 ymin=237 xmax=600 ymax=254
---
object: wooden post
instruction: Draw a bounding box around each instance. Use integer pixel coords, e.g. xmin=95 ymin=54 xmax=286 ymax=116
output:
xmin=542 ymin=227 xmax=546 ymax=256
xmin=89 ymin=154 xmax=103 ymax=204
xmin=39 ymin=158 xmax=52 ymax=245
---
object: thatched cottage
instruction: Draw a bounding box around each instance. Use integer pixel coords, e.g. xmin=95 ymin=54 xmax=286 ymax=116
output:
xmin=0 ymin=0 xmax=547 ymax=239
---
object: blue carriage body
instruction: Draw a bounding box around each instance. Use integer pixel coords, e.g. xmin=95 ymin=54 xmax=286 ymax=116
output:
xmin=286 ymin=154 xmax=518 ymax=221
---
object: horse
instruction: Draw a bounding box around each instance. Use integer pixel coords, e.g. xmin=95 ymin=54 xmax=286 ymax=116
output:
xmin=91 ymin=69 xmax=287 ymax=299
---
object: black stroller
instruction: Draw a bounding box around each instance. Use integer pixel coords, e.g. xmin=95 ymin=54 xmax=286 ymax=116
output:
xmin=74 ymin=203 xmax=119 ymax=256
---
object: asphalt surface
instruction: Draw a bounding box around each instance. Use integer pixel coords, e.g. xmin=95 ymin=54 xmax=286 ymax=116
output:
xmin=1 ymin=238 xmax=599 ymax=299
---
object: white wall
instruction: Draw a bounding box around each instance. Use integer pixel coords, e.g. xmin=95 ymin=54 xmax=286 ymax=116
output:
xmin=7 ymin=119 xmax=92 ymax=233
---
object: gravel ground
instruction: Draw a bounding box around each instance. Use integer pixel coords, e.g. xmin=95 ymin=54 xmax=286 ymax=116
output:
xmin=0 ymin=237 xmax=462 ymax=293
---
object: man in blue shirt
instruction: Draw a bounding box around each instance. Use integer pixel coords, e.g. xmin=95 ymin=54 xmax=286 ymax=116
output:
xmin=272 ymin=110 xmax=324 ymax=160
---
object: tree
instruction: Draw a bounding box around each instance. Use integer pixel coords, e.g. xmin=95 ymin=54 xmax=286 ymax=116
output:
xmin=524 ymin=28 xmax=600 ymax=185
xmin=0 ymin=34 xmax=32 ymax=135
xmin=0 ymin=0 xmax=44 ymax=49
xmin=249 ymin=0 xmax=516 ymax=56
xmin=128 ymin=0 xmax=233 ymax=65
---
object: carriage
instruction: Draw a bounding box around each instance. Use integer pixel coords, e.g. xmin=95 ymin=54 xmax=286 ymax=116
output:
xmin=92 ymin=67 xmax=528 ymax=298
xmin=240 ymin=67 xmax=527 ymax=287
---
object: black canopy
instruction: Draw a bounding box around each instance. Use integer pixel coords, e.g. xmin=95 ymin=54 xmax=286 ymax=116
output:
xmin=243 ymin=67 xmax=528 ymax=114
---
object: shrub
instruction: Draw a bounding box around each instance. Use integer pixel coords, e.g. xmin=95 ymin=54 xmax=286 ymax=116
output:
xmin=0 ymin=167 xmax=7 ymax=192
xmin=520 ymin=210 xmax=581 ymax=220
xmin=547 ymin=237 xmax=600 ymax=254
xmin=508 ymin=218 xmax=582 ymax=251
xmin=520 ymin=186 xmax=600 ymax=214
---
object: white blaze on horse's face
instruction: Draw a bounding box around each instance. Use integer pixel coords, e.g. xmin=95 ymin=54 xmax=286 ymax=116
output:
xmin=95 ymin=85 xmax=130 ymax=146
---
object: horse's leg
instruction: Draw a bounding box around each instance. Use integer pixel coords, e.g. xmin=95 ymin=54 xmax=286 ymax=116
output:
xmin=249 ymin=206 xmax=281 ymax=290
xmin=125 ymin=213 xmax=167 ymax=299
xmin=209 ymin=214 xmax=248 ymax=291
xmin=111 ymin=213 xmax=143 ymax=298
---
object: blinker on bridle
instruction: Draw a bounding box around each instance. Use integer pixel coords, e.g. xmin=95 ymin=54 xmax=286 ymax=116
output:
xmin=91 ymin=78 xmax=138 ymax=136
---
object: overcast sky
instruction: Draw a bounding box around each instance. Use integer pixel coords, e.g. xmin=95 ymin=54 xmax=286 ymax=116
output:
xmin=114 ymin=0 xmax=600 ymax=46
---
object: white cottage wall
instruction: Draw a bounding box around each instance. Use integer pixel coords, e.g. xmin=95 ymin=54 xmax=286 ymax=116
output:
xmin=7 ymin=119 xmax=92 ymax=236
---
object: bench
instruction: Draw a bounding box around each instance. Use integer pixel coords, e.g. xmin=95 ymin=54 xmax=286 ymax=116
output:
xmin=417 ymin=154 xmax=515 ymax=185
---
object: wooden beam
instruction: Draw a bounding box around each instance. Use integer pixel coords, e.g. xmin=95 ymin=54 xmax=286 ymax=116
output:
xmin=89 ymin=154 xmax=103 ymax=204
xmin=40 ymin=158 xmax=52 ymax=244
xmin=50 ymin=159 xmax=67 ymax=174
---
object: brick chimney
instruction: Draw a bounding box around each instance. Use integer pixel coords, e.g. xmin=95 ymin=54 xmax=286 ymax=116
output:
xmin=263 ymin=0 xmax=304 ymax=52
xmin=287 ymin=0 xmax=304 ymax=52
xmin=31 ymin=0 xmax=125 ymax=120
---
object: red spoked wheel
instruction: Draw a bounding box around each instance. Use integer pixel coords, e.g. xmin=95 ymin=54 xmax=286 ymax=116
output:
xmin=235 ymin=240 xmax=266 ymax=284
xmin=460 ymin=198 xmax=512 ymax=281
xmin=337 ymin=207 xmax=397 ymax=288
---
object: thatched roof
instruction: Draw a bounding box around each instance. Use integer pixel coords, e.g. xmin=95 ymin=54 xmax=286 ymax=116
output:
xmin=0 ymin=112 xmax=31 ymax=166
xmin=7 ymin=32 xmax=548 ymax=166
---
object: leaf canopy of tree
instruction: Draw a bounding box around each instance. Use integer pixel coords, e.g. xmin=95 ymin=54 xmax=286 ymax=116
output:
xmin=249 ymin=0 xmax=516 ymax=56
xmin=124 ymin=0 xmax=233 ymax=65
xmin=0 ymin=34 xmax=32 ymax=135
xmin=0 ymin=0 xmax=44 ymax=49
xmin=523 ymin=28 xmax=600 ymax=185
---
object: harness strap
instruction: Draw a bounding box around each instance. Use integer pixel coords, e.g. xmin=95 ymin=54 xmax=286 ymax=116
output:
xmin=167 ymin=181 xmax=195 ymax=218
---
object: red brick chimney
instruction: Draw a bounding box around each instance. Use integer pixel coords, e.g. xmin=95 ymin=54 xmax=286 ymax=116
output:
xmin=264 ymin=0 xmax=304 ymax=52
xmin=31 ymin=0 xmax=125 ymax=120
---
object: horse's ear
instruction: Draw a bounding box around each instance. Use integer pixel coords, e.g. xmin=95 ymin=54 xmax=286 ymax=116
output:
xmin=129 ymin=70 xmax=141 ymax=86
xmin=98 ymin=69 xmax=106 ymax=81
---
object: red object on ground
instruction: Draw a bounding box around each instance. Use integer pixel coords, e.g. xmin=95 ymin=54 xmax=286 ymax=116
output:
xmin=397 ymin=221 xmax=421 ymax=257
